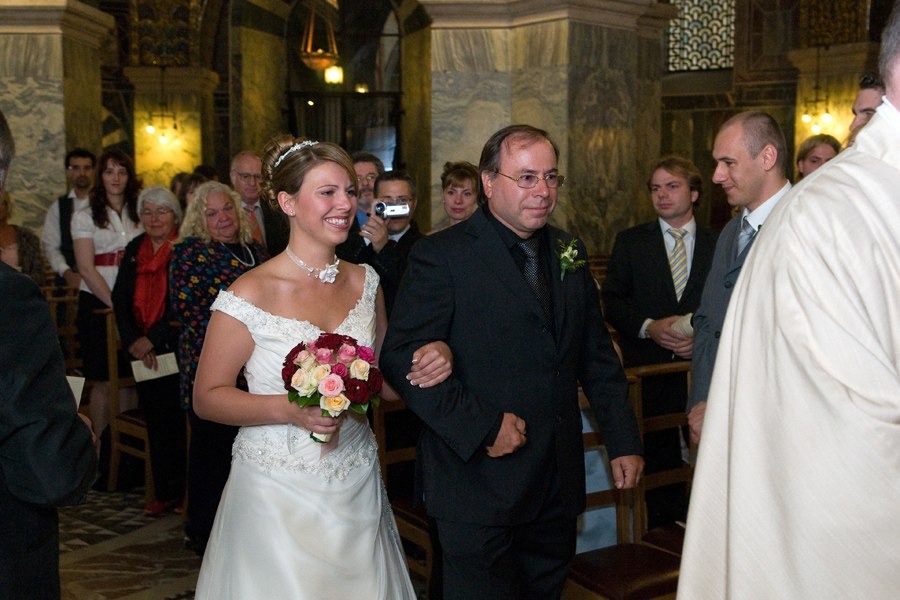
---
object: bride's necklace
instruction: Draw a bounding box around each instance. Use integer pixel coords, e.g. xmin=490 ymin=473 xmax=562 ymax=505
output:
xmin=220 ymin=241 xmax=256 ymax=268
xmin=286 ymin=247 xmax=340 ymax=284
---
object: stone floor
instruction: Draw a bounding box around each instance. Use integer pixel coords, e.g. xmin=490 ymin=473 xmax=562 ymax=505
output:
xmin=58 ymin=489 xmax=427 ymax=599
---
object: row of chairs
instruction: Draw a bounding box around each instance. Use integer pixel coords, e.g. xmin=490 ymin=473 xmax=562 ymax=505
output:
xmin=42 ymin=284 xmax=155 ymax=504
xmin=372 ymin=362 xmax=693 ymax=600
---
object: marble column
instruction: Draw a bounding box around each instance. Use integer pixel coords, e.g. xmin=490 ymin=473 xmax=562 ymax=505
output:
xmin=230 ymin=0 xmax=289 ymax=156
xmin=0 ymin=0 xmax=113 ymax=229
xmin=124 ymin=66 xmax=219 ymax=187
xmin=418 ymin=0 xmax=675 ymax=252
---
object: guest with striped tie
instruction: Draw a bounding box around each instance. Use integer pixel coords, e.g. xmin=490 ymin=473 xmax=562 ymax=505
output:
xmin=602 ymin=156 xmax=718 ymax=528
xmin=229 ymin=151 xmax=289 ymax=255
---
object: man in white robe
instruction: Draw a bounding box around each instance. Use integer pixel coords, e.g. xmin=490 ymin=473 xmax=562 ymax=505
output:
xmin=679 ymin=8 xmax=900 ymax=597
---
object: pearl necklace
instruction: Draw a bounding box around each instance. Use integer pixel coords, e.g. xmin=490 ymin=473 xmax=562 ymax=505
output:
xmin=286 ymin=247 xmax=340 ymax=283
xmin=220 ymin=242 xmax=256 ymax=268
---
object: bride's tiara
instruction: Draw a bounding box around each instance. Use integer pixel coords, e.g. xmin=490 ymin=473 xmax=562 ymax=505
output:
xmin=274 ymin=140 xmax=318 ymax=168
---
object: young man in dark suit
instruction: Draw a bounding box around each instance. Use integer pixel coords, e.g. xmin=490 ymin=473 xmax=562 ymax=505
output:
xmin=602 ymin=156 xmax=718 ymax=527
xmin=382 ymin=125 xmax=643 ymax=600
xmin=0 ymin=107 xmax=97 ymax=600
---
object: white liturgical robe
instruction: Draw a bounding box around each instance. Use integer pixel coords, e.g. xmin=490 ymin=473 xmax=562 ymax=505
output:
xmin=678 ymin=106 xmax=900 ymax=598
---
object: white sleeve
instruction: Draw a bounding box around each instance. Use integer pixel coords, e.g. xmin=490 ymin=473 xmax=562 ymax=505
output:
xmin=70 ymin=207 xmax=95 ymax=240
xmin=40 ymin=201 xmax=70 ymax=276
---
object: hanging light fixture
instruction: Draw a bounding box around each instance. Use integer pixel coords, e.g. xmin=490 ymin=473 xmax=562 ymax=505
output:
xmin=299 ymin=0 xmax=339 ymax=71
xmin=146 ymin=66 xmax=177 ymax=145
xmin=801 ymin=47 xmax=832 ymax=134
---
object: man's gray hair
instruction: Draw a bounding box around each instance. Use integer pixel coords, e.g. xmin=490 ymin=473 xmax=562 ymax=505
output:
xmin=880 ymin=5 xmax=900 ymax=90
xmin=138 ymin=185 xmax=183 ymax=225
xmin=0 ymin=109 xmax=14 ymax=195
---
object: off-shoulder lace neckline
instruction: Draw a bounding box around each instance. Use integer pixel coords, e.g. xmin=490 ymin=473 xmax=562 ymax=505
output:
xmin=215 ymin=264 xmax=376 ymax=336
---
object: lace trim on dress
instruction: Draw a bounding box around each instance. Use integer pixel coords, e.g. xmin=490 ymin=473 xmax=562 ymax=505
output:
xmin=210 ymin=263 xmax=379 ymax=347
xmin=232 ymin=426 xmax=378 ymax=482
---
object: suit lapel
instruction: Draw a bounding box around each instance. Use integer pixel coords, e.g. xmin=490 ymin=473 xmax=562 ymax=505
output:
xmin=547 ymin=230 xmax=567 ymax=341
xmin=646 ymin=224 xmax=679 ymax=305
xmin=467 ymin=212 xmax=547 ymax=325
xmin=723 ymin=214 xmax=747 ymax=277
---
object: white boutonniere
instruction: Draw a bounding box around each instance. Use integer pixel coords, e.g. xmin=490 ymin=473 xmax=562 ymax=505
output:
xmin=557 ymin=238 xmax=586 ymax=281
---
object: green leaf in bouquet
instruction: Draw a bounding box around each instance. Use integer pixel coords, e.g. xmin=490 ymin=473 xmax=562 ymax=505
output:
xmin=349 ymin=403 xmax=368 ymax=415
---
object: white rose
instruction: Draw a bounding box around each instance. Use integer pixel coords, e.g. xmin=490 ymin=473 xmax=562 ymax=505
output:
xmin=320 ymin=392 xmax=350 ymax=416
xmin=293 ymin=367 xmax=319 ymax=396
xmin=349 ymin=358 xmax=370 ymax=381
xmin=312 ymin=364 xmax=332 ymax=382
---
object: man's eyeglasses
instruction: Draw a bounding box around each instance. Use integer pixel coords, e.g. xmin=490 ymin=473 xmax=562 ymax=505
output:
xmin=66 ymin=165 xmax=93 ymax=171
xmin=494 ymin=171 xmax=566 ymax=189
xmin=357 ymin=174 xmax=377 ymax=182
xmin=237 ymin=173 xmax=262 ymax=183
xmin=140 ymin=208 xmax=174 ymax=219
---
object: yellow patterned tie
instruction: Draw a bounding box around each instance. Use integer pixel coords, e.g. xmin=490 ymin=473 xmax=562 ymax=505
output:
xmin=668 ymin=228 xmax=688 ymax=301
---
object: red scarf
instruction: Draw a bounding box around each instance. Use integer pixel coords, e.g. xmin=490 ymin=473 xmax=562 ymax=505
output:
xmin=133 ymin=231 xmax=176 ymax=333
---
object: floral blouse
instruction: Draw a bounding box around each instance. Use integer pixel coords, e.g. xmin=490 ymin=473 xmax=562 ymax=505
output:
xmin=169 ymin=237 xmax=268 ymax=408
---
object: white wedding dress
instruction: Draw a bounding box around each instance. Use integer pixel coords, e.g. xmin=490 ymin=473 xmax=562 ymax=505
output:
xmin=194 ymin=265 xmax=416 ymax=599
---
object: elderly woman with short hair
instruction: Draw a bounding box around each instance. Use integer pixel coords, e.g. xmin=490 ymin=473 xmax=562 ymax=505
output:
xmin=169 ymin=181 xmax=268 ymax=553
xmin=111 ymin=185 xmax=185 ymax=516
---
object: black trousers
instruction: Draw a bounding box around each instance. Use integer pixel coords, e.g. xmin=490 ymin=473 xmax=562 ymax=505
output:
xmin=184 ymin=404 xmax=238 ymax=544
xmin=435 ymin=476 xmax=576 ymax=600
xmin=135 ymin=375 xmax=186 ymax=503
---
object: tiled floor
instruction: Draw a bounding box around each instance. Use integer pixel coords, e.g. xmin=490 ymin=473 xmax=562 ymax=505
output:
xmin=58 ymin=489 xmax=427 ymax=599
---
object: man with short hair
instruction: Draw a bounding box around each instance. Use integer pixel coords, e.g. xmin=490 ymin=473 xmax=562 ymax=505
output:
xmin=353 ymin=170 xmax=422 ymax=316
xmin=381 ymin=125 xmax=643 ymax=600
xmin=229 ymin=151 xmax=288 ymax=255
xmin=0 ymin=107 xmax=98 ymax=600
xmin=686 ymin=111 xmax=791 ymax=443
xmin=679 ymin=8 xmax=900 ymax=596
xmin=336 ymin=151 xmax=386 ymax=264
xmin=850 ymin=72 xmax=885 ymax=132
xmin=602 ymin=156 xmax=718 ymax=527
xmin=41 ymin=148 xmax=95 ymax=288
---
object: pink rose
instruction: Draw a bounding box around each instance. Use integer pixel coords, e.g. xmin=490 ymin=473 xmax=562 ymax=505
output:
xmin=357 ymin=346 xmax=376 ymax=364
xmin=306 ymin=340 xmax=318 ymax=352
xmin=337 ymin=343 xmax=357 ymax=363
xmin=318 ymin=373 xmax=345 ymax=398
xmin=315 ymin=348 xmax=334 ymax=365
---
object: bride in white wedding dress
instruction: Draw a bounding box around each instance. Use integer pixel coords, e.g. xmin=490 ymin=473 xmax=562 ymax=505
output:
xmin=191 ymin=137 xmax=448 ymax=599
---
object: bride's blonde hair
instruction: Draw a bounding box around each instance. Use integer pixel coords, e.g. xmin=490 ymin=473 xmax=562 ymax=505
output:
xmin=261 ymin=135 xmax=357 ymax=212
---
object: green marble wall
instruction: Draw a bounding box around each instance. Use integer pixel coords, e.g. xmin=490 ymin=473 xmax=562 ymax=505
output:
xmin=0 ymin=34 xmax=68 ymax=230
xmin=429 ymin=19 xmax=664 ymax=254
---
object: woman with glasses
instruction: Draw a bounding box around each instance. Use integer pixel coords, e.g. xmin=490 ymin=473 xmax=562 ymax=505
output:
xmin=112 ymin=186 xmax=186 ymax=516
xmin=73 ymin=149 xmax=143 ymax=445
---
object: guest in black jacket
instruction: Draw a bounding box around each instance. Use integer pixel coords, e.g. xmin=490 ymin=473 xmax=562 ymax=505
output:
xmin=0 ymin=108 xmax=97 ymax=600
xmin=112 ymin=186 xmax=185 ymax=516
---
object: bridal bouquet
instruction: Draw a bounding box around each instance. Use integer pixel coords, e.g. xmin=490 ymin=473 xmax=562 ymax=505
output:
xmin=281 ymin=333 xmax=383 ymax=443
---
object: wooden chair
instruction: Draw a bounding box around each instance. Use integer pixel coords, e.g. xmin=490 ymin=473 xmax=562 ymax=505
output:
xmin=43 ymin=285 xmax=83 ymax=376
xmin=371 ymin=398 xmax=433 ymax=598
xmin=101 ymin=309 xmax=154 ymax=503
xmin=626 ymin=362 xmax=694 ymax=556
xmin=563 ymin=374 xmax=683 ymax=600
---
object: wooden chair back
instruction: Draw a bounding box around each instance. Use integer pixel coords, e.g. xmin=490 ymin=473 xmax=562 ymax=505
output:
xmin=101 ymin=309 xmax=154 ymax=502
xmin=43 ymin=285 xmax=83 ymax=376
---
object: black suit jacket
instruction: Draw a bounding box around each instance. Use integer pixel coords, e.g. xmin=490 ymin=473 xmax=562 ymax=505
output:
xmin=381 ymin=209 xmax=642 ymax=526
xmin=0 ymin=263 xmax=97 ymax=599
xmin=602 ymin=221 xmax=718 ymax=367
xmin=337 ymin=220 xmax=423 ymax=316
xmin=261 ymin=200 xmax=289 ymax=256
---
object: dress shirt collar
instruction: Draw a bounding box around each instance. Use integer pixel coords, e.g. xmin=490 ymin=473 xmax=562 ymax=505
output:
xmin=877 ymin=97 xmax=900 ymax=136
xmin=742 ymin=181 xmax=791 ymax=233
xmin=658 ymin=216 xmax=696 ymax=238
xmin=388 ymin=225 xmax=410 ymax=243
xmin=483 ymin=204 xmax=547 ymax=250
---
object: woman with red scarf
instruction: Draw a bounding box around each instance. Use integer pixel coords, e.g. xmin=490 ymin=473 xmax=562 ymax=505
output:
xmin=112 ymin=186 xmax=185 ymax=516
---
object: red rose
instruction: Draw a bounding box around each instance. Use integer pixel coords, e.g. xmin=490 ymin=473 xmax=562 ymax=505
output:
xmin=282 ymin=343 xmax=305 ymax=391
xmin=331 ymin=362 xmax=349 ymax=382
xmin=345 ymin=379 xmax=369 ymax=404
xmin=284 ymin=342 xmax=305 ymax=367
xmin=339 ymin=335 xmax=357 ymax=347
xmin=367 ymin=368 xmax=383 ymax=395
xmin=316 ymin=333 xmax=344 ymax=350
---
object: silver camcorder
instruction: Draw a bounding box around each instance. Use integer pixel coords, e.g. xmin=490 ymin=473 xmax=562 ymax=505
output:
xmin=374 ymin=202 xmax=410 ymax=219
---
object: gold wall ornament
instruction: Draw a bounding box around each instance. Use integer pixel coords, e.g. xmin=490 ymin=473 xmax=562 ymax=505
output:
xmin=798 ymin=0 xmax=869 ymax=48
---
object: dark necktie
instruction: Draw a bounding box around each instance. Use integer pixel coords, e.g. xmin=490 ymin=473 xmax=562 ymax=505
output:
xmin=517 ymin=237 xmax=553 ymax=324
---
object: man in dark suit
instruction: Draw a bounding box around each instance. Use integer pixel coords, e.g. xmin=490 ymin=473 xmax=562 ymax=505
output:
xmin=602 ymin=156 xmax=718 ymax=527
xmin=230 ymin=151 xmax=289 ymax=255
xmin=341 ymin=170 xmax=423 ymax=316
xmin=0 ymin=108 xmax=97 ymax=600
xmin=687 ymin=111 xmax=791 ymax=443
xmin=382 ymin=125 xmax=643 ymax=600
